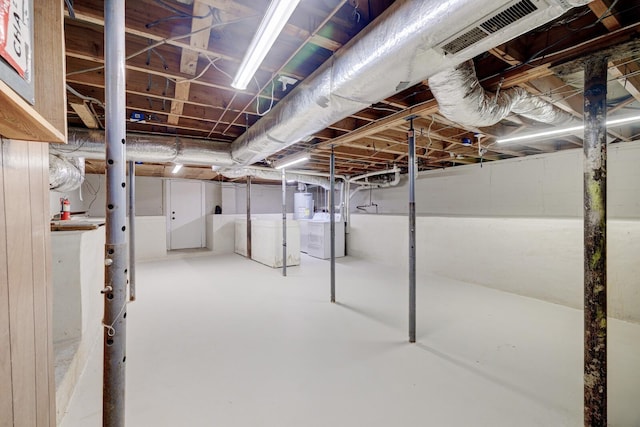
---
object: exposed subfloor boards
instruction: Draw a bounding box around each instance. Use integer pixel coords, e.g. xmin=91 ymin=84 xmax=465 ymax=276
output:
xmin=60 ymin=253 xmax=640 ymax=426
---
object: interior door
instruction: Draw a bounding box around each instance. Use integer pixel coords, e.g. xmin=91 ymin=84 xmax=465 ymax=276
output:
xmin=168 ymin=180 xmax=204 ymax=250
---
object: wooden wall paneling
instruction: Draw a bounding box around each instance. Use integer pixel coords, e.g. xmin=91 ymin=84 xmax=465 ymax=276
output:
xmin=33 ymin=0 xmax=67 ymax=140
xmin=3 ymin=140 xmax=37 ymax=425
xmin=0 ymin=140 xmax=14 ymax=427
xmin=28 ymin=142 xmax=54 ymax=426
xmin=43 ymin=149 xmax=55 ymax=425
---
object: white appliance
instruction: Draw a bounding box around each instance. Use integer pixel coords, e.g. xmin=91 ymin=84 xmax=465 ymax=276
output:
xmin=298 ymin=219 xmax=310 ymax=253
xmin=294 ymin=192 xmax=314 ymax=219
xmin=307 ymin=213 xmax=345 ymax=260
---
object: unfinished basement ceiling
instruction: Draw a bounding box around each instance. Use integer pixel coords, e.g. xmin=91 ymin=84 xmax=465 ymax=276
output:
xmin=64 ymin=0 xmax=640 ymax=180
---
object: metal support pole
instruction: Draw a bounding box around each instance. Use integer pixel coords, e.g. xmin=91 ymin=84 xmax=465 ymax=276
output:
xmin=246 ymin=176 xmax=252 ymax=259
xmin=407 ymin=116 xmax=417 ymax=343
xmin=282 ymin=169 xmax=287 ymax=276
xmin=128 ymin=161 xmax=136 ymax=302
xmin=330 ymin=146 xmax=336 ymax=303
xmin=103 ymin=1 xmax=127 ymax=425
xmin=583 ymin=55 xmax=608 ymax=427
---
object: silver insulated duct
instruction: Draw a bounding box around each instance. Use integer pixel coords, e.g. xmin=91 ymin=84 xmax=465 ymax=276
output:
xmin=220 ymin=167 xmax=333 ymax=189
xmin=428 ymin=60 xmax=576 ymax=127
xmin=49 ymin=154 xmax=85 ymax=192
xmin=54 ymin=1 xmax=590 ymax=171
xmin=231 ymin=0 xmax=591 ymax=165
xmin=52 ymin=128 xmax=234 ymax=166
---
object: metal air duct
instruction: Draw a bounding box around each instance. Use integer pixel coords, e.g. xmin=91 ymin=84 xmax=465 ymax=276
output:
xmin=56 ymin=1 xmax=589 ymax=171
xmin=220 ymin=167 xmax=334 ymax=189
xmin=428 ymin=60 xmax=576 ymax=127
xmin=231 ymin=0 xmax=591 ymax=165
xmin=52 ymin=128 xmax=234 ymax=166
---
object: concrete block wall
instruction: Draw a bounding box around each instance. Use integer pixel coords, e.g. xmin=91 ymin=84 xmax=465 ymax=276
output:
xmin=350 ymin=141 xmax=640 ymax=219
xmin=348 ymin=215 xmax=640 ymax=323
xmin=346 ymin=140 xmax=640 ymax=324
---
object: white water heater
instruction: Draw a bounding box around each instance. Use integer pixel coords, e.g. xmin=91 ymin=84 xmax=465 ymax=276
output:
xmin=294 ymin=192 xmax=314 ymax=220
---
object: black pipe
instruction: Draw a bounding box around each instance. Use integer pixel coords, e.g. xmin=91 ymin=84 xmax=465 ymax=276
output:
xmin=583 ymin=55 xmax=608 ymax=426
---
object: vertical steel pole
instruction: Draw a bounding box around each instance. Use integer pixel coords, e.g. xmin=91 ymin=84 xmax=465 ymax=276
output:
xmin=583 ymin=55 xmax=608 ymax=427
xmin=246 ymin=176 xmax=252 ymax=259
xmin=330 ymin=146 xmax=336 ymax=303
xmin=408 ymin=116 xmax=417 ymax=343
xmin=282 ymin=169 xmax=287 ymax=276
xmin=103 ymin=1 xmax=127 ymax=426
xmin=128 ymin=161 xmax=136 ymax=302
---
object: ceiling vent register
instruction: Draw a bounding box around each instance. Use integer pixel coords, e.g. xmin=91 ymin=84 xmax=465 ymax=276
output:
xmin=441 ymin=0 xmax=538 ymax=55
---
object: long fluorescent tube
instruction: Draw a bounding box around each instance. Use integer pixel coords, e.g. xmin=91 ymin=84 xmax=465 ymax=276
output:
xmin=275 ymin=156 xmax=308 ymax=170
xmin=231 ymin=0 xmax=300 ymax=90
xmin=172 ymin=164 xmax=183 ymax=174
xmin=497 ymin=114 xmax=640 ymax=144
xmin=497 ymin=125 xmax=583 ymax=144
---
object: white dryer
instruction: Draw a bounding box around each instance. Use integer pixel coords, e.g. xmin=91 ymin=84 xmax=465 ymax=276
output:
xmin=307 ymin=213 xmax=345 ymax=259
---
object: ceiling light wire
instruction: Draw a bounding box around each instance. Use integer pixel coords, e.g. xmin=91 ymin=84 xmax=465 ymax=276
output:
xmin=66 ymin=15 xmax=258 ymax=77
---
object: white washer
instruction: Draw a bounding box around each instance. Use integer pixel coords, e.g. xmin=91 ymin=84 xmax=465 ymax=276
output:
xmin=307 ymin=214 xmax=345 ymax=259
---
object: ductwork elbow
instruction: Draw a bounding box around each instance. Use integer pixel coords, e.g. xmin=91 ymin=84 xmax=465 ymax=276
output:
xmin=429 ymin=60 xmax=576 ymax=128
xmin=49 ymin=154 xmax=85 ymax=192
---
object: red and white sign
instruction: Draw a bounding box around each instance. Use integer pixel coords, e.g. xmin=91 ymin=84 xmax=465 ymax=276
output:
xmin=0 ymin=0 xmax=30 ymax=79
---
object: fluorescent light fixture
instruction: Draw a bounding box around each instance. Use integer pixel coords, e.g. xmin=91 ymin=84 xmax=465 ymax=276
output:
xmin=231 ymin=0 xmax=301 ymax=90
xmin=274 ymin=153 xmax=309 ymax=170
xmin=606 ymin=114 xmax=640 ymax=126
xmin=497 ymin=114 xmax=640 ymax=144
xmin=172 ymin=164 xmax=183 ymax=174
xmin=497 ymin=125 xmax=583 ymax=144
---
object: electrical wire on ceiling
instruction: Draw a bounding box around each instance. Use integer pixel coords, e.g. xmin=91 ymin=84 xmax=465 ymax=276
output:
xmin=482 ymin=2 xmax=639 ymax=82
xmin=64 ymin=0 xmax=75 ymax=19
xmin=66 ymin=84 xmax=105 ymax=129
xmin=254 ymin=77 xmax=276 ymax=116
xmin=146 ymin=0 xmax=216 ymax=28
xmin=66 ymin=15 xmax=258 ymax=77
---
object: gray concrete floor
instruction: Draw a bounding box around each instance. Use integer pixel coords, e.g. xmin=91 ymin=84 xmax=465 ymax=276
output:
xmin=60 ymin=253 xmax=640 ymax=426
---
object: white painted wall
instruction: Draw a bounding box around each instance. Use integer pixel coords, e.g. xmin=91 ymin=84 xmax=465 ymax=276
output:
xmin=350 ymin=141 xmax=640 ymax=219
xmin=207 ymin=213 xmax=295 ymax=253
xmin=347 ymin=215 xmax=640 ymax=323
xmin=221 ymin=183 xmax=237 ymax=214
xmin=134 ymin=216 xmax=167 ymax=260
xmin=205 ymin=181 xmax=222 ymax=215
xmin=52 ymin=228 xmax=105 ymax=343
xmin=222 ymin=183 xmax=298 ymax=214
xmin=50 ymin=175 xmax=166 ymax=217
xmin=346 ymin=141 xmax=640 ymax=323
xmin=51 ymin=227 xmax=105 ymax=420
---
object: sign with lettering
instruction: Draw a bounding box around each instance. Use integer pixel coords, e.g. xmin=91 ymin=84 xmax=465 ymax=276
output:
xmin=0 ymin=0 xmax=30 ymax=79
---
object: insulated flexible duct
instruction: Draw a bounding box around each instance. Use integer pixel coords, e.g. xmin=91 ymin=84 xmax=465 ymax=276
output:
xmin=429 ymin=60 xmax=576 ymax=127
xmin=230 ymin=0 xmax=590 ymax=165
xmin=49 ymin=154 xmax=85 ymax=192
xmin=52 ymin=128 xmax=234 ymax=166
xmin=220 ymin=167 xmax=334 ymax=189
xmin=56 ymin=1 xmax=589 ymax=171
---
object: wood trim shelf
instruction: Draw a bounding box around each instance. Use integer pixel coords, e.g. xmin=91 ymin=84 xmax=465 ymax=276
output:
xmin=0 ymin=0 xmax=67 ymax=144
xmin=0 ymin=81 xmax=65 ymax=143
